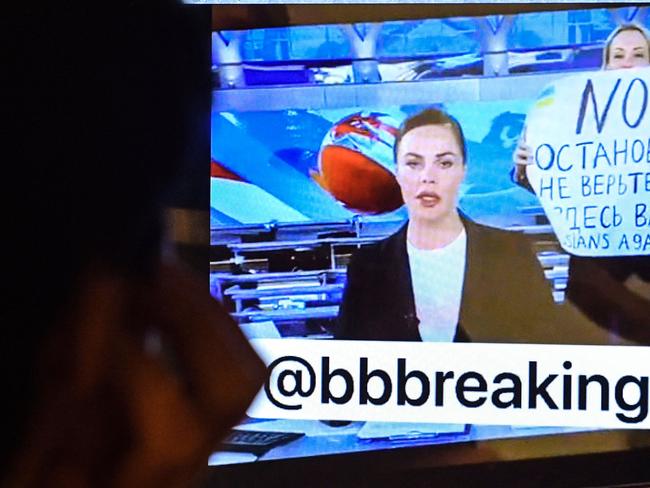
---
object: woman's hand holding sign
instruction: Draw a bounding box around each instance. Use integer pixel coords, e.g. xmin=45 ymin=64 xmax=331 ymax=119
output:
xmin=512 ymin=126 xmax=533 ymax=186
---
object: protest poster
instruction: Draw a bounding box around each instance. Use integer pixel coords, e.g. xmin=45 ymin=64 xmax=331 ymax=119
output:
xmin=526 ymin=67 xmax=650 ymax=257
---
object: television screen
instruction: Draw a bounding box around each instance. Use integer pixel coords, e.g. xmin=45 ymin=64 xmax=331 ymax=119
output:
xmin=207 ymin=3 xmax=650 ymax=472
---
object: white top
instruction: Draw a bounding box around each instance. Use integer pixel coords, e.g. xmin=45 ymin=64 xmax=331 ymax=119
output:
xmin=406 ymin=228 xmax=467 ymax=342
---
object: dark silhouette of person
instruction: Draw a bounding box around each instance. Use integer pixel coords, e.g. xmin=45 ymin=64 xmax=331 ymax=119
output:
xmin=2 ymin=3 xmax=266 ymax=486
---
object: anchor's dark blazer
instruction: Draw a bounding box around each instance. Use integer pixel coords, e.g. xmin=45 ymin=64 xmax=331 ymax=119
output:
xmin=335 ymin=217 xmax=617 ymax=345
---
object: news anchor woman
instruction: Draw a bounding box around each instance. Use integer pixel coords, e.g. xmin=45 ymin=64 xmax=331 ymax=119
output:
xmin=512 ymin=24 xmax=650 ymax=342
xmin=335 ymin=108 xmax=614 ymax=344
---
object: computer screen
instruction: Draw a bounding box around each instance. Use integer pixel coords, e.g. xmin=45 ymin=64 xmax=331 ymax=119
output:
xmin=207 ymin=3 xmax=650 ymax=477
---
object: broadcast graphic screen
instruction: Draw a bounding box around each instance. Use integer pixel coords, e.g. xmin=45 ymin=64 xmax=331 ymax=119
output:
xmin=209 ymin=5 xmax=650 ymax=465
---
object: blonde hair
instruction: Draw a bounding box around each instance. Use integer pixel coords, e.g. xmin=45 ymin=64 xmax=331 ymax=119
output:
xmin=602 ymin=23 xmax=650 ymax=69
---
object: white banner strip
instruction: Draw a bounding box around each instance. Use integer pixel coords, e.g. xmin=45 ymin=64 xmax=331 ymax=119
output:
xmin=247 ymin=339 xmax=650 ymax=429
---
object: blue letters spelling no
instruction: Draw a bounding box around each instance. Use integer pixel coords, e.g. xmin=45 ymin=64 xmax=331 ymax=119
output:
xmin=576 ymin=77 xmax=649 ymax=134
xmin=576 ymin=78 xmax=621 ymax=135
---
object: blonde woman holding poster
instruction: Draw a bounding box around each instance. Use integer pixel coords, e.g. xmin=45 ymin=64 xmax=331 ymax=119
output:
xmin=512 ymin=24 xmax=650 ymax=342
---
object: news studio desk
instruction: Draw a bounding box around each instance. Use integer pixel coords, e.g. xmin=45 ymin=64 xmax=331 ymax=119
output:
xmin=211 ymin=216 xmax=571 ymax=329
xmin=209 ymin=420 xmax=590 ymax=465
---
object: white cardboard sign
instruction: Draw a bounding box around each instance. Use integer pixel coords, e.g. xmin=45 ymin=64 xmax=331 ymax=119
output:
xmin=526 ymin=67 xmax=650 ymax=257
